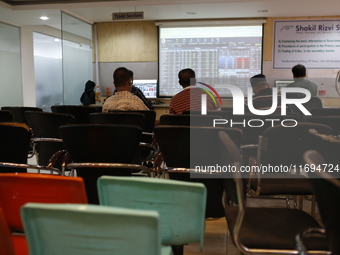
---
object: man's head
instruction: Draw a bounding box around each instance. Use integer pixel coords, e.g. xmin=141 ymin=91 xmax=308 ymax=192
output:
xmin=178 ymin=68 xmax=196 ymax=88
xmin=292 ymin=64 xmax=306 ymax=78
xmin=127 ymin=69 xmax=134 ymax=84
xmin=250 ymin=74 xmax=269 ymax=94
xmin=113 ymin=67 xmax=131 ymax=91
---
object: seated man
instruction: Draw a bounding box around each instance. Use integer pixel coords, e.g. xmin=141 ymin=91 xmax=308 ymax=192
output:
xmin=287 ymin=64 xmax=318 ymax=98
xmin=246 ymin=74 xmax=290 ymax=114
xmin=102 ymin=67 xmax=149 ymax=112
xmin=113 ymin=69 xmax=153 ymax=110
xmin=169 ymin=68 xmax=220 ymax=114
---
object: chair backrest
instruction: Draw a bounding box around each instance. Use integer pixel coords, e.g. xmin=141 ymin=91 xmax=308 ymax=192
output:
xmin=89 ymin=112 xmax=146 ymax=129
xmin=109 ymin=110 xmax=156 ymax=132
xmin=59 ymin=124 xmax=142 ymax=204
xmin=51 ymin=105 xmax=100 ymax=124
xmin=59 ymin=124 xmax=141 ymax=163
xmin=0 ymin=173 xmax=87 ymax=231
xmin=25 ymin=111 xmax=76 ymax=138
xmin=311 ymin=107 xmax=340 ymax=116
xmin=0 ymin=208 xmax=15 ymax=255
xmin=159 ymin=114 xmax=222 ymax=127
xmin=154 ymin=125 xmax=243 ymax=168
xmin=0 ymin=122 xmax=31 ymax=173
xmin=303 ymin=150 xmax=340 ymax=255
xmin=21 ymin=203 xmax=164 ymax=255
xmin=259 ymin=122 xmax=333 ymax=166
xmin=1 ymin=107 xmax=42 ymax=124
xmin=231 ymin=113 xmax=300 ymax=145
xmin=98 ymin=176 xmax=206 ymax=249
xmin=307 ymin=116 xmax=340 ymax=135
xmin=290 ymin=96 xmax=323 ymax=121
xmin=0 ymin=110 xmax=12 ymax=122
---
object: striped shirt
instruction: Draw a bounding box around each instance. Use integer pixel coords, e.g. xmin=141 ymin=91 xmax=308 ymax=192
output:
xmin=102 ymin=91 xmax=149 ymax=112
xmin=169 ymin=86 xmax=220 ymax=114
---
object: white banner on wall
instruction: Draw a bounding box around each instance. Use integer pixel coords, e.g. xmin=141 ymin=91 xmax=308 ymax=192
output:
xmin=274 ymin=20 xmax=340 ymax=69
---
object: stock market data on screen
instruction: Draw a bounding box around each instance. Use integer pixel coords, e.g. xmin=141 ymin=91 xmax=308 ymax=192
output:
xmin=159 ymin=25 xmax=263 ymax=97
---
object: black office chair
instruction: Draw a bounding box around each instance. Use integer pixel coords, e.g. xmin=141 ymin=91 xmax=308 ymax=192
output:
xmin=307 ymin=115 xmax=340 ymax=135
xmin=1 ymin=107 xmax=42 ymax=125
xmin=154 ymin=125 xmax=243 ymax=218
xmin=290 ymin=96 xmax=323 ymax=121
xmin=250 ymin=122 xmax=333 ymax=212
xmin=89 ymin=112 xmax=146 ymax=127
xmin=298 ymin=150 xmax=340 ymax=255
xmin=0 ymin=122 xmax=60 ymax=174
xmin=51 ymin=105 xmax=100 ymax=124
xmin=221 ymin=132 xmax=329 ymax=254
xmin=25 ymin=111 xmax=77 ymax=170
xmin=160 ymin=114 xmax=222 ymax=127
xmin=311 ymin=107 xmax=340 ymax=116
xmin=0 ymin=110 xmax=12 ymax=122
xmin=59 ymin=124 xmax=148 ymax=204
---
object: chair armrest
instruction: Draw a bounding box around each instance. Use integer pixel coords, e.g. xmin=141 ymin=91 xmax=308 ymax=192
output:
xmin=0 ymin=162 xmax=61 ymax=175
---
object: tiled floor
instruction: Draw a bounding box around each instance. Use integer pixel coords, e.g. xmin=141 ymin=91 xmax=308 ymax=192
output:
xmin=183 ymin=196 xmax=318 ymax=255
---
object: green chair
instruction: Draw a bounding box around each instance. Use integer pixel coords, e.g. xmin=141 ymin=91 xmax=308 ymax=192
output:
xmin=21 ymin=203 xmax=172 ymax=255
xmin=98 ymin=176 xmax=206 ymax=255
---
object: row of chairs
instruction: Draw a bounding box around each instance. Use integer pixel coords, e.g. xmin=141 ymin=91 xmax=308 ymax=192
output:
xmin=0 ymin=173 xmax=206 ymax=255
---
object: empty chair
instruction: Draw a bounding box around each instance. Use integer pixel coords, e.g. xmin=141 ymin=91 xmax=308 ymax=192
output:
xmin=21 ymin=203 xmax=172 ymax=255
xmin=0 ymin=122 xmax=31 ymax=173
xmin=1 ymin=107 xmax=42 ymax=125
xmin=290 ymin=96 xmax=323 ymax=121
xmin=159 ymin=114 xmax=222 ymax=126
xmin=154 ymin=125 xmax=243 ymax=218
xmin=51 ymin=105 xmax=100 ymax=124
xmin=218 ymin=132 xmax=329 ymax=254
xmin=0 ymin=110 xmax=12 ymax=122
xmin=25 ymin=111 xmax=77 ymax=168
xmin=0 ymin=173 xmax=88 ymax=255
xmin=311 ymin=107 xmax=340 ymax=116
xmin=89 ymin=112 xmax=146 ymax=128
xmin=59 ymin=124 xmax=148 ymax=204
xmin=299 ymin=150 xmax=340 ymax=255
xmin=250 ymin=122 xmax=333 ymax=211
xmin=98 ymin=176 xmax=206 ymax=255
xmin=307 ymin=115 xmax=340 ymax=135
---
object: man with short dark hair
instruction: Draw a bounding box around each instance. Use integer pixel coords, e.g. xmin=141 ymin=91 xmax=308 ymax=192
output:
xmin=287 ymin=64 xmax=318 ymax=97
xmin=169 ymin=68 xmax=220 ymax=114
xmin=113 ymin=69 xmax=153 ymax=109
xmin=246 ymin=74 xmax=288 ymax=113
xmin=102 ymin=67 xmax=149 ymax=112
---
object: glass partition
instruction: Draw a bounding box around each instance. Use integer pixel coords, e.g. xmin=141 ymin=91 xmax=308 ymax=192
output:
xmin=33 ymin=32 xmax=63 ymax=111
xmin=61 ymin=12 xmax=93 ymax=105
xmin=0 ymin=22 xmax=23 ymax=107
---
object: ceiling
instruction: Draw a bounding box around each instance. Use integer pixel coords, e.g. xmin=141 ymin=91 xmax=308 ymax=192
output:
xmin=0 ymin=0 xmax=339 ymax=29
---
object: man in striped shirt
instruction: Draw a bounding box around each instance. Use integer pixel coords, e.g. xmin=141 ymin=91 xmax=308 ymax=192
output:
xmin=169 ymin=68 xmax=220 ymax=114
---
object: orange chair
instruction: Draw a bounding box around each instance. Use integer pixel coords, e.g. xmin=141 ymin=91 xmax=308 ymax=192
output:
xmin=0 ymin=173 xmax=88 ymax=255
xmin=0 ymin=208 xmax=15 ymax=255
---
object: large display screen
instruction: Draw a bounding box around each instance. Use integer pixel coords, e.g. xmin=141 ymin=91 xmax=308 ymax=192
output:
xmin=158 ymin=25 xmax=263 ymax=97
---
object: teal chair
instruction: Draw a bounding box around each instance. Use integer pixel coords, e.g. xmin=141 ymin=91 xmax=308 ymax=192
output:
xmin=97 ymin=176 xmax=206 ymax=255
xmin=21 ymin=203 xmax=172 ymax=255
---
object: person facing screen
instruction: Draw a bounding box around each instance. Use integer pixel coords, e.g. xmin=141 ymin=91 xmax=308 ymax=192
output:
xmin=169 ymin=68 xmax=220 ymax=114
xmin=102 ymin=67 xmax=149 ymax=112
xmin=286 ymin=64 xmax=318 ymax=97
xmin=112 ymin=69 xmax=153 ymax=109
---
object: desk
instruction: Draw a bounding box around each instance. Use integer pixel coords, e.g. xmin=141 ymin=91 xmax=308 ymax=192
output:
xmin=152 ymin=104 xmax=170 ymax=120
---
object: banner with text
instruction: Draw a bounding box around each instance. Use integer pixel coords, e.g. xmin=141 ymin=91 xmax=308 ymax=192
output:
xmin=274 ymin=20 xmax=340 ymax=69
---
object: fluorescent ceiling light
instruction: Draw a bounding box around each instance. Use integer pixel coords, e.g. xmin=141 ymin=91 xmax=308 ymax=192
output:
xmin=40 ymin=16 xmax=49 ymax=20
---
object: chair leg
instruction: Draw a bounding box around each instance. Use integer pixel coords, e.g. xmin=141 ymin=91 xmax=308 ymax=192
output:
xmin=171 ymin=245 xmax=184 ymax=255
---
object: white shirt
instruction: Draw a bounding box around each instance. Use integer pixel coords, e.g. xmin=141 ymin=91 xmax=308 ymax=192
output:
xmin=102 ymin=91 xmax=149 ymax=112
